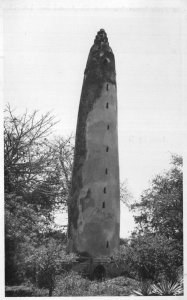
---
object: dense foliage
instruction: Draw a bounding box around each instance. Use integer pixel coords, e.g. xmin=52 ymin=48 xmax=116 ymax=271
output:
xmin=122 ymin=155 xmax=183 ymax=282
xmin=4 ymin=105 xmax=74 ymax=292
xmin=132 ymin=154 xmax=183 ymax=240
xmin=4 ymin=104 xmax=183 ymax=296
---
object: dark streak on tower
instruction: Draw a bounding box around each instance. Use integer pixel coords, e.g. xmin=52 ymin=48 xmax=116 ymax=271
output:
xmin=68 ymin=29 xmax=120 ymax=258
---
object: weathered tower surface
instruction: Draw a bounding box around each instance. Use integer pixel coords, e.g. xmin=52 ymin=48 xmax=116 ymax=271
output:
xmin=69 ymin=29 xmax=120 ymax=258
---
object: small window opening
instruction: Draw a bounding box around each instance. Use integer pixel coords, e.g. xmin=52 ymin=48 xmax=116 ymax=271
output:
xmin=104 ymin=57 xmax=110 ymax=64
xmin=105 ymin=168 xmax=108 ymax=175
xmin=103 ymin=58 xmax=108 ymax=65
xmin=106 ymin=241 xmax=109 ymax=248
xmin=106 ymin=83 xmax=109 ymax=91
xmin=102 ymin=202 xmax=105 ymax=208
xmin=107 ymin=125 xmax=109 ymax=130
xmin=104 ymin=187 xmax=106 ymax=194
xmin=106 ymin=102 xmax=109 ymax=109
xmin=106 ymin=146 xmax=109 ymax=152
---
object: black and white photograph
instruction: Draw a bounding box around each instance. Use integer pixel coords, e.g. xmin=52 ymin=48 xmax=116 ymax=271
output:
xmin=2 ymin=0 xmax=186 ymax=297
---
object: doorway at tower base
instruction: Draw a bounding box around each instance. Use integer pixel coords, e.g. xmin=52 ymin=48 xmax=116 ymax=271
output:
xmin=71 ymin=256 xmax=123 ymax=280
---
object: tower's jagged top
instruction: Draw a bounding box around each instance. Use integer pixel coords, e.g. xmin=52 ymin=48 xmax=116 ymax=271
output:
xmin=94 ymin=29 xmax=109 ymax=47
xmin=85 ymin=28 xmax=115 ymax=78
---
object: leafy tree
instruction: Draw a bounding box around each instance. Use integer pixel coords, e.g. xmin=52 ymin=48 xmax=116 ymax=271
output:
xmin=127 ymin=154 xmax=183 ymax=281
xmin=129 ymin=233 xmax=182 ymax=280
xmin=25 ymin=238 xmax=77 ymax=296
xmin=132 ymin=154 xmax=183 ymax=241
xmin=4 ymin=104 xmax=74 ymax=285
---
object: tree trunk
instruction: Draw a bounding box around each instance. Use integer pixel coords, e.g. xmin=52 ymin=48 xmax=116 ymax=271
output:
xmin=48 ymin=286 xmax=53 ymax=297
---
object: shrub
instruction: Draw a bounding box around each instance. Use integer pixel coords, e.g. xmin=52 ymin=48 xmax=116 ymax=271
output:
xmin=133 ymin=280 xmax=153 ymax=296
xmin=151 ymin=279 xmax=183 ymax=296
xmin=133 ymin=277 xmax=183 ymax=296
xmin=121 ymin=234 xmax=182 ymax=281
xmin=53 ymin=271 xmax=90 ymax=296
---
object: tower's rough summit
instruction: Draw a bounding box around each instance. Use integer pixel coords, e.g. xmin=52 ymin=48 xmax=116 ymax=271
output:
xmin=68 ymin=29 xmax=120 ymax=257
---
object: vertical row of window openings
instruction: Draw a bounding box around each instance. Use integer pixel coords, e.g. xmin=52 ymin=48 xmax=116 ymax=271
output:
xmin=106 ymin=84 xmax=110 ymax=250
xmin=103 ymin=83 xmax=111 ymax=249
xmin=105 ymin=81 xmax=109 ymax=240
xmin=104 ymin=83 xmax=109 ymax=212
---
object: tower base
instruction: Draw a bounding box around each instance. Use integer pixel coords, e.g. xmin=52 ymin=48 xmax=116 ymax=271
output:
xmin=72 ymin=256 xmax=120 ymax=280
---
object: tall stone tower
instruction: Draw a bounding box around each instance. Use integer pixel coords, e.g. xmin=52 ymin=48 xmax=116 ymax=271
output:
xmin=68 ymin=29 xmax=120 ymax=259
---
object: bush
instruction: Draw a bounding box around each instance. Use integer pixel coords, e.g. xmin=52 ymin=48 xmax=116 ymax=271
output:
xmin=121 ymin=234 xmax=182 ymax=282
xmin=53 ymin=271 xmax=90 ymax=296
xmin=151 ymin=279 xmax=183 ymax=296
xmin=132 ymin=276 xmax=183 ymax=296
xmin=24 ymin=238 xmax=78 ymax=296
xmin=53 ymin=272 xmax=139 ymax=296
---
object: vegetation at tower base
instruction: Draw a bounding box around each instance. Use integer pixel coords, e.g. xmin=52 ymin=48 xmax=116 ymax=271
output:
xmin=4 ymin=104 xmax=76 ymax=295
xmin=115 ymin=154 xmax=183 ymax=294
xmin=4 ymin=103 xmax=183 ymax=296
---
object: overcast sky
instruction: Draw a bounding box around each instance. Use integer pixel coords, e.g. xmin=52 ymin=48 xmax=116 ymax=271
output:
xmin=4 ymin=2 xmax=185 ymax=237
